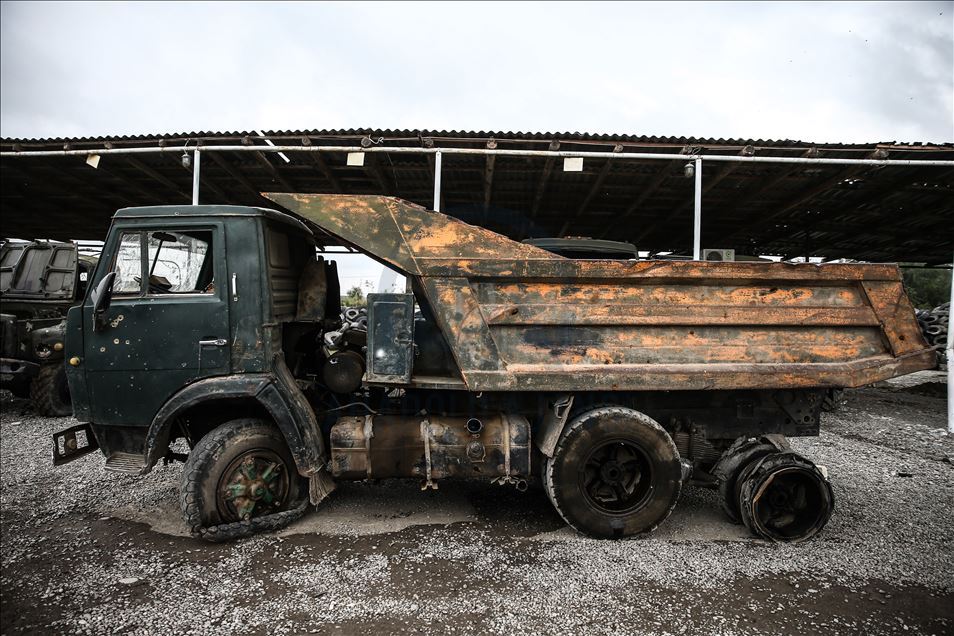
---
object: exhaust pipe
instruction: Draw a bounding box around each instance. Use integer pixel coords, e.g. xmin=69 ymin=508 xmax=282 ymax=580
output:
xmin=738 ymin=452 xmax=834 ymax=543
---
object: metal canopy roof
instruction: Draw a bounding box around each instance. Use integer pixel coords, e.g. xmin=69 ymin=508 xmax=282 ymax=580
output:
xmin=2 ymin=129 xmax=952 ymax=263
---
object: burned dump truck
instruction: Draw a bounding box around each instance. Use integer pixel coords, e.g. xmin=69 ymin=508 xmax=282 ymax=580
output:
xmin=53 ymin=195 xmax=936 ymax=542
xmin=1 ymin=240 xmax=96 ymax=415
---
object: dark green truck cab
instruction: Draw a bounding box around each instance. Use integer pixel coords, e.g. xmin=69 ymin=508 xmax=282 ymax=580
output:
xmin=61 ymin=205 xmax=328 ymax=475
xmin=56 ymin=195 xmax=935 ymax=543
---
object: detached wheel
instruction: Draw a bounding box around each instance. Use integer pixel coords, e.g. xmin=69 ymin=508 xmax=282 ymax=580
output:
xmin=30 ymin=363 xmax=72 ymax=417
xmin=180 ymin=418 xmax=307 ymax=540
xmin=739 ymin=453 xmax=834 ymax=543
xmin=544 ymin=406 xmax=684 ymax=539
xmin=713 ymin=440 xmax=778 ymax=524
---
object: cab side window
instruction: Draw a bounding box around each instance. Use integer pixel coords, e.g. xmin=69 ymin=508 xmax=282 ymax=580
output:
xmin=111 ymin=232 xmax=143 ymax=295
xmin=146 ymin=230 xmax=214 ymax=294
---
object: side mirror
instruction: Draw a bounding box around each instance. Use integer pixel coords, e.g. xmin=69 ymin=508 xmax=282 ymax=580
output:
xmin=91 ymin=272 xmax=116 ymax=332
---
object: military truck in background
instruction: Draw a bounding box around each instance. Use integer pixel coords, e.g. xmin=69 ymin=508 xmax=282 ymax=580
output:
xmin=1 ymin=240 xmax=97 ymax=415
xmin=53 ymin=195 xmax=936 ymax=543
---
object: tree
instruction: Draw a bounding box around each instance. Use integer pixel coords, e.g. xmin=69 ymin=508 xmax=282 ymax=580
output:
xmin=901 ymin=267 xmax=951 ymax=310
xmin=341 ymin=285 xmax=366 ymax=307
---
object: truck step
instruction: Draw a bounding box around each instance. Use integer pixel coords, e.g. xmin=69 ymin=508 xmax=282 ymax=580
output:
xmin=104 ymin=452 xmax=145 ymax=475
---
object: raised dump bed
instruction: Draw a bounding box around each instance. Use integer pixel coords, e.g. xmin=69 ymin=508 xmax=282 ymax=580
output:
xmin=272 ymin=193 xmax=935 ymax=392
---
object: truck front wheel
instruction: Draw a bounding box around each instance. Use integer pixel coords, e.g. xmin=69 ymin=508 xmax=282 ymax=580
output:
xmin=179 ymin=418 xmax=308 ymax=541
xmin=30 ymin=363 xmax=72 ymax=417
xmin=544 ymin=406 xmax=684 ymax=539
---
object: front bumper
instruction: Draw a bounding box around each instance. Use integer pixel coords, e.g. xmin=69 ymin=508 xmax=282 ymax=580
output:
xmin=0 ymin=357 xmax=40 ymax=386
xmin=52 ymin=423 xmax=101 ymax=466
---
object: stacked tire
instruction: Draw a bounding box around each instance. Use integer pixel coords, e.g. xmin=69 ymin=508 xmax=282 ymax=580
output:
xmin=916 ymin=302 xmax=950 ymax=365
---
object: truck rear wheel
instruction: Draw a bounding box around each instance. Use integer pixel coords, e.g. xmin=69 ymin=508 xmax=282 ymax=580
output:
xmin=30 ymin=363 xmax=72 ymax=417
xmin=179 ymin=418 xmax=308 ymax=541
xmin=544 ymin=406 xmax=684 ymax=539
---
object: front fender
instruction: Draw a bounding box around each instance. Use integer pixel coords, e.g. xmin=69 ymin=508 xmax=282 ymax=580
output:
xmin=142 ymin=369 xmax=325 ymax=477
xmin=30 ymin=320 xmax=67 ymax=363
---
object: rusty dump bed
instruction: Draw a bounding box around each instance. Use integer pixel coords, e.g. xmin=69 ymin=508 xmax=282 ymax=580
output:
xmin=267 ymin=193 xmax=936 ymax=393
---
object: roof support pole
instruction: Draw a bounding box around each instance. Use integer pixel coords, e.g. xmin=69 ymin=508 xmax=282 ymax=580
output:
xmin=948 ymin=251 xmax=953 ymax=435
xmin=433 ymin=150 xmax=442 ymax=212
xmin=192 ymin=149 xmax=201 ymax=205
xmin=693 ymin=158 xmax=702 ymax=260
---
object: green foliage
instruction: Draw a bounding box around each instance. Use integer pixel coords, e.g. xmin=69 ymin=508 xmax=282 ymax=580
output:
xmin=341 ymin=285 xmax=366 ymax=308
xmin=901 ymin=267 xmax=952 ymax=310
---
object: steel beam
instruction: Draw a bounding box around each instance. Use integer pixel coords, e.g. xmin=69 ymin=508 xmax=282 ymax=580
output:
xmin=192 ymin=149 xmax=201 ymax=205
xmin=433 ymin=150 xmax=442 ymax=212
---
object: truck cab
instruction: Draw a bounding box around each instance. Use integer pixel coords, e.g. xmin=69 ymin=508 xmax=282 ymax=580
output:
xmin=63 ymin=205 xmax=330 ymax=465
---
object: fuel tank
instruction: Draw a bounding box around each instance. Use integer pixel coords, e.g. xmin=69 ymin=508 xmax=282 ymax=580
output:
xmin=329 ymin=414 xmax=531 ymax=485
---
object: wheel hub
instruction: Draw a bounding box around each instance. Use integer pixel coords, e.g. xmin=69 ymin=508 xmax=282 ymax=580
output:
xmin=580 ymin=439 xmax=653 ymax=515
xmin=600 ymin=461 xmax=624 ymax=483
xmin=220 ymin=452 xmax=288 ymax=521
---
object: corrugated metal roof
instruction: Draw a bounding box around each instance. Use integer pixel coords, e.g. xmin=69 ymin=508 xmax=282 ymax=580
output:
xmin=4 ymin=127 xmax=952 ymax=150
xmin=2 ymin=129 xmax=952 ymax=263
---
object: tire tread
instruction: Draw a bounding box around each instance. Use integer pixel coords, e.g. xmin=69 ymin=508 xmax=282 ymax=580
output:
xmin=179 ymin=418 xmax=307 ymax=542
xmin=30 ymin=363 xmax=71 ymax=417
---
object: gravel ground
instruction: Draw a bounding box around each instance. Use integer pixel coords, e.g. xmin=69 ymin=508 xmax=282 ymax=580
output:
xmin=1 ymin=371 xmax=952 ymax=635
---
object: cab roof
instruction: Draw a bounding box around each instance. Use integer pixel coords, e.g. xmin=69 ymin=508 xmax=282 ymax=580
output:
xmin=113 ymin=204 xmax=314 ymax=237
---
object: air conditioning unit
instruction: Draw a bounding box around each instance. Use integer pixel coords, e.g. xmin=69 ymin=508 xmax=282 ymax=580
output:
xmin=703 ymin=248 xmax=735 ymax=262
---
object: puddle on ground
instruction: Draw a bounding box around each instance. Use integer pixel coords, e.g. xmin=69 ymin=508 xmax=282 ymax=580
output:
xmin=111 ymin=476 xmax=750 ymax=542
xmin=111 ymin=481 xmax=478 ymax=538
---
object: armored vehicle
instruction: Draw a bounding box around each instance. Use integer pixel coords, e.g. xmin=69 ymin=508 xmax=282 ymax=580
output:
xmin=1 ymin=240 xmax=96 ymax=415
xmin=53 ymin=195 xmax=936 ymax=542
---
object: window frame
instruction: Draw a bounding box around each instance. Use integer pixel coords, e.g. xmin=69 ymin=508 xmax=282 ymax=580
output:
xmin=107 ymin=226 xmax=221 ymax=300
xmin=145 ymin=229 xmax=215 ymax=296
xmin=108 ymin=230 xmax=147 ymax=298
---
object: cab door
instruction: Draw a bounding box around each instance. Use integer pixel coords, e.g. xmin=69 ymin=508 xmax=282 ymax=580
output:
xmin=82 ymin=223 xmax=230 ymax=427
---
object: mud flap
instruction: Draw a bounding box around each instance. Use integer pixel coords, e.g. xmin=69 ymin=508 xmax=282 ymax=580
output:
xmin=309 ymin=467 xmax=337 ymax=506
xmin=52 ymin=423 xmax=100 ymax=466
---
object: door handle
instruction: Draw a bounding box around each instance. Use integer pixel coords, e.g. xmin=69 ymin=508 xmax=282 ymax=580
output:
xmin=199 ymin=338 xmax=228 ymax=347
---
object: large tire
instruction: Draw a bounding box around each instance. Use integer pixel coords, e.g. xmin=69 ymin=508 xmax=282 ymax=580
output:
xmin=738 ymin=452 xmax=834 ymax=543
xmin=180 ymin=418 xmax=308 ymax=541
xmin=30 ymin=363 xmax=72 ymax=417
xmin=544 ymin=406 xmax=684 ymax=539
xmin=713 ymin=440 xmax=778 ymax=524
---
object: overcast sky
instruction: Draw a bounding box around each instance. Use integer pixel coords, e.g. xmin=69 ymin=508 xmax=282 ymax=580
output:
xmin=1 ymin=1 xmax=952 ymax=143
xmin=1 ymin=1 xmax=951 ymax=283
